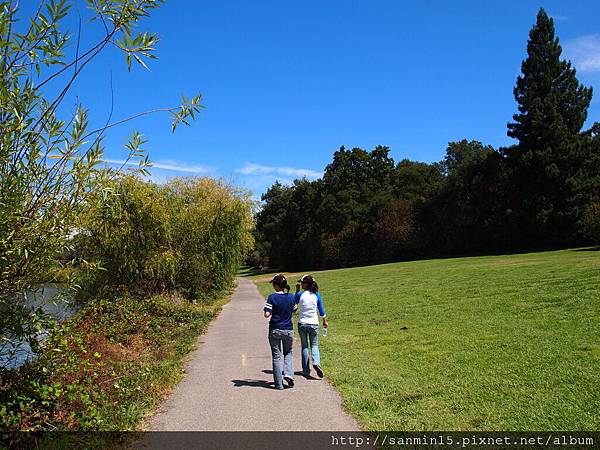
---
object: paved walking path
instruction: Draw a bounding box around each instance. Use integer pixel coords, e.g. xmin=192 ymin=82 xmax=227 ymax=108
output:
xmin=146 ymin=278 xmax=361 ymax=431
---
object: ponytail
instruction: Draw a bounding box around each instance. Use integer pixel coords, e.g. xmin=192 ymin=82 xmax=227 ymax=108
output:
xmin=299 ymin=275 xmax=319 ymax=294
xmin=270 ymin=274 xmax=291 ymax=293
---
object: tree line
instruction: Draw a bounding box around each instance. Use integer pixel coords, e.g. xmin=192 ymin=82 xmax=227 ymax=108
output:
xmin=253 ymin=9 xmax=600 ymax=270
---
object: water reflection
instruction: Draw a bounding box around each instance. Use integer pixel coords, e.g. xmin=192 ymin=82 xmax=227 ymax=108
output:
xmin=1 ymin=286 xmax=76 ymax=369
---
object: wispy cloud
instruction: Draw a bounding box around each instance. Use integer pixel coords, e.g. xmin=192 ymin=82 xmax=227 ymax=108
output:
xmin=563 ymin=35 xmax=600 ymax=72
xmin=104 ymin=159 xmax=213 ymax=174
xmin=549 ymin=13 xmax=568 ymax=22
xmin=235 ymin=163 xmax=323 ymax=179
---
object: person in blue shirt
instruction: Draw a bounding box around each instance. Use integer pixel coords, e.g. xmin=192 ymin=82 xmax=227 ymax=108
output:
xmin=263 ymin=274 xmax=296 ymax=390
xmin=294 ymin=274 xmax=328 ymax=378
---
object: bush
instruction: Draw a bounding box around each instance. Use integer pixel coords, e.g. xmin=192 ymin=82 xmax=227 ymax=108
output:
xmin=246 ymin=250 xmax=269 ymax=269
xmin=0 ymin=293 xmax=224 ymax=432
xmin=77 ymin=176 xmax=254 ymax=299
xmin=168 ymin=178 xmax=255 ymax=297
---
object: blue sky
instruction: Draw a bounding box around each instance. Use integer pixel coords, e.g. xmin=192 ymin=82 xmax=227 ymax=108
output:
xmin=27 ymin=0 xmax=600 ymax=198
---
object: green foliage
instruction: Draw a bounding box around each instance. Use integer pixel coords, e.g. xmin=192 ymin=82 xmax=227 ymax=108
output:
xmin=255 ymin=179 xmax=324 ymax=270
xmin=255 ymin=146 xmax=412 ymax=270
xmin=254 ymin=248 xmax=600 ymax=430
xmin=77 ymin=176 xmax=254 ymax=299
xmin=393 ymin=159 xmax=444 ymax=202
xmin=319 ymin=146 xmax=395 ymax=266
xmin=420 ymin=140 xmax=508 ymax=252
xmin=582 ymin=202 xmax=600 ymax=244
xmin=254 ymin=142 xmax=500 ymax=269
xmin=507 ymin=9 xmax=592 ymax=144
xmin=504 ymin=8 xmax=594 ymax=246
xmin=168 ymin=177 xmax=255 ymax=297
xmin=0 ymin=292 xmax=225 ymax=432
xmin=76 ymin=176 xmax=174 ymax=296
xmin=0 ymin=0 xmax=202 ymax=353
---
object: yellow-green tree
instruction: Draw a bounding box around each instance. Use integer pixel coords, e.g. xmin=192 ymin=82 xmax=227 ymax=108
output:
xmin=78 ymin=176 xmax=254 ymax=299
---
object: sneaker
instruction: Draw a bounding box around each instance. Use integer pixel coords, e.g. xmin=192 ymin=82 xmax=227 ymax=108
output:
xmin=284 ymin=376 xmax=294 ymax=388
xmin=313 ymin=364 xmax=324 ymax=378
xmin=275 ymin=385 xmax=284 ymax=390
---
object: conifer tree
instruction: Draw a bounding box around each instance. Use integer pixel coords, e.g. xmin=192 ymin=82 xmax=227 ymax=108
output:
xmin=505 ymin=8 xmax=593 ymax=245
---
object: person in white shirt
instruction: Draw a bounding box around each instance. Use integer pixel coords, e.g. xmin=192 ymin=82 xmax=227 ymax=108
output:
xmin=294 ymin=275 xmax=328 ymax=378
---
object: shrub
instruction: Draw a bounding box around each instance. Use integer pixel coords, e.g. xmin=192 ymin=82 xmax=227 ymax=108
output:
xmin=77 ymin=176 xmax=254 ymax=299
xmin=0 ymin=293 xmax=223 ymax=432
xmin=168 ymin=178 xmax=255 ymax=297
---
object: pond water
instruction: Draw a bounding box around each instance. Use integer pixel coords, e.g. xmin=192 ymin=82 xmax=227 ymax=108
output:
xmin=1 ymin=285 xmax=77 ymax=370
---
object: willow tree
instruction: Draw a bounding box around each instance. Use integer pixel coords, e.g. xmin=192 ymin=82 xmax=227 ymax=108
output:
xmin=0 ymin=0 xmax=202 ymax=357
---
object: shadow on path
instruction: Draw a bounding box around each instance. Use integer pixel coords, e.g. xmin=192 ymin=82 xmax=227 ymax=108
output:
xmin=262 ymin=369 xmax=319 ymax=380
xmin=231 ymin=379 xmax=276 ymax=389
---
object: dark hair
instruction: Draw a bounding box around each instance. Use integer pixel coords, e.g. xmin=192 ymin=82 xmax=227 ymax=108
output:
xmin=271 ymin=274 xmax=291 ymax=293
xmin=300 ymin=275 xmax=319 ymax=293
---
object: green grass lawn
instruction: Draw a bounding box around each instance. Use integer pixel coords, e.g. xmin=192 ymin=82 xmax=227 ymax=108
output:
xmin=251 ymin=248 xmax=600 ymax=430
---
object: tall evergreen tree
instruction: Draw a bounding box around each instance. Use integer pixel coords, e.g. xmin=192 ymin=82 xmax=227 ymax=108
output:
xmin=505 ymin=8 xmax=593 ymax=246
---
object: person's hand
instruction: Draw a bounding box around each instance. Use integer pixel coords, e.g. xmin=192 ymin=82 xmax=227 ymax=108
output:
xmin=322 ymin=318 xmax=328 ymax=328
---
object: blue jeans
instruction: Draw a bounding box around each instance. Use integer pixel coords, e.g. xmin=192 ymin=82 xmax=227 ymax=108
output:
xmin=268 ymin=328 xmax=294 ymax=389
xmin=298 ymin=323 xmax=320 ymax=375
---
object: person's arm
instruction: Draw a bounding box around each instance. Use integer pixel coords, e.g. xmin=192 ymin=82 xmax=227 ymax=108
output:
xmin=317 ymin=292 xmax=328 ymax=327
xmin=263 ymin=296 xmax=273 ymax=318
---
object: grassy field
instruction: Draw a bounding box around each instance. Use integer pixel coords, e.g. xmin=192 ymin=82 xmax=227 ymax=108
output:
xmin=251 ymin=248 xmax=600 ymax=430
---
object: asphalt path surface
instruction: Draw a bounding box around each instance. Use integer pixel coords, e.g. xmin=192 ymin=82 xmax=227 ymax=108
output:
xmin=146 ymin=278 xmax=361 ymax=432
